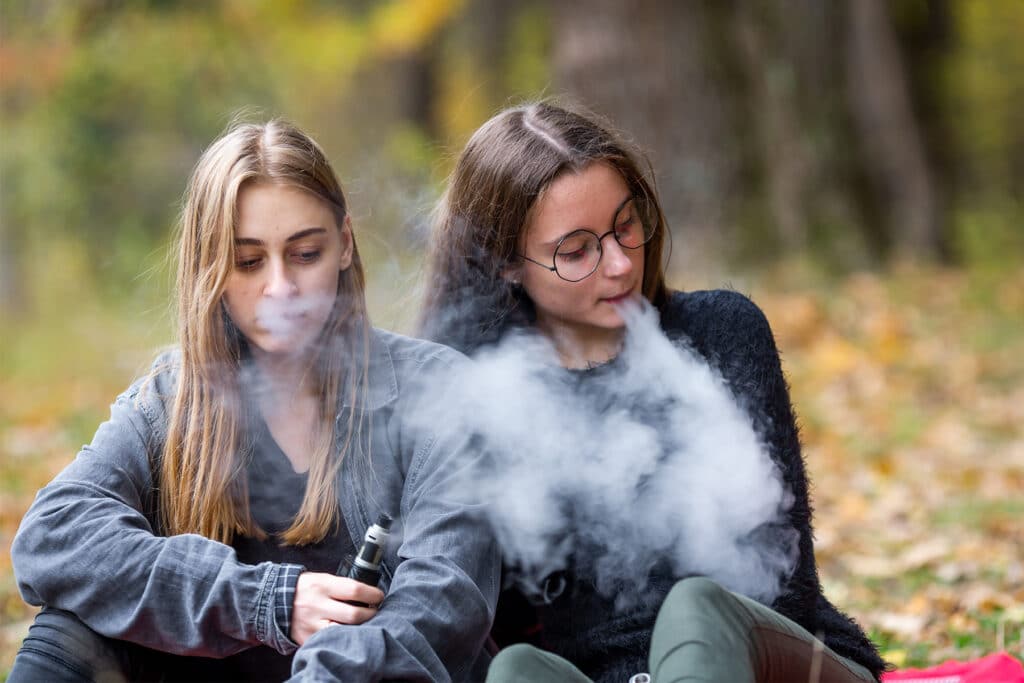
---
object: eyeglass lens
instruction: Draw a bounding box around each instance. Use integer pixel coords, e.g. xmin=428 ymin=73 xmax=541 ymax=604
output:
xmin=553 ymin=199 xmax=654 ymax=281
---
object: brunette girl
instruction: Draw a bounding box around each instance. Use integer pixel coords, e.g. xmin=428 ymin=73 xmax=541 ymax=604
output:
xmin=421 ymin=102 xmax=886 ymax=683
xmin=11 ymin=120 xmax=498 ymax=682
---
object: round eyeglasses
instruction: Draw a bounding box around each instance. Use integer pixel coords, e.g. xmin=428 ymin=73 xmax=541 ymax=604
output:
xmin=517 ymin=199 xmax=656 ymax=282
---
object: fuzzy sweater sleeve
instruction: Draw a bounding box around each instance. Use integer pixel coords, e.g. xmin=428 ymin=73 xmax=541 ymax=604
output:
xmin=661 ymin=289 xmax=887 ymax=680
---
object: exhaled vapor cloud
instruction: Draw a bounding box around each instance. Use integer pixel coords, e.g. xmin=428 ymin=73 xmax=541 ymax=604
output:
xmin=434 ymin=299 xmax=799 ymax=609
xmin=254 ymin=294 xmax=335 ymax=341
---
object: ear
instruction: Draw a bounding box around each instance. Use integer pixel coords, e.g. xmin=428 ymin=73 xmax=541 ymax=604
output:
xmin=338 ymin=215 xmax=354 ymax=271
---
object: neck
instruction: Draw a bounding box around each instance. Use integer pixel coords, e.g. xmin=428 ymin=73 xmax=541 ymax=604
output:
xmin=250 ymin=348 xmax=317 ymax=402
xmin=537 ymin=320 xmax=625 ymax=370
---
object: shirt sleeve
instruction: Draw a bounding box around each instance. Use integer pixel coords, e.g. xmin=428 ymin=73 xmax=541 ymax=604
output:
xmin=11 ymin=379 xmax=297 ymax=657
xmin=274 ymin=563 xmax=305 ymax=645
xmin=288 ymin=350 xmax=501 ymax=682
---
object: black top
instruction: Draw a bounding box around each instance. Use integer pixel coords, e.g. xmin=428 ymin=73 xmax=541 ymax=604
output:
xmin=233 ymin=414 xmax=355 ymax=572
xmin=489 ymin=290 xmax=887 ymax=682
xmin=218 ymin=413 xmax=355 ymax=682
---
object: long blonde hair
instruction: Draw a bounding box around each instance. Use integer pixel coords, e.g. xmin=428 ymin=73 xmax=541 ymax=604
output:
xmin=160 ymin=119 xmax=369 ymax=545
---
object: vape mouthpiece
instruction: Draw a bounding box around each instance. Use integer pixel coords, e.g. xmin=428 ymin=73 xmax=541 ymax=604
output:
xmin=347 ymin=513 xmax=393 ymax=587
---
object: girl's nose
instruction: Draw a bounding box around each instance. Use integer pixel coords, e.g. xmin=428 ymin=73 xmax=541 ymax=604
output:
xmin=264 ymin=260 xmax=299 ymax=298
xmin=600 ymin=237 xmax=634 ymax=278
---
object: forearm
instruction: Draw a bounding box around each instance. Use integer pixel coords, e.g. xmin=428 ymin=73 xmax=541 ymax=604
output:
xmin=13 ymin=481 xmax=293 ymax=656
xmin=289 ymin=554 xmax=495 ymax=682
xmin=290 ymin=475 xmax=499 ymax=680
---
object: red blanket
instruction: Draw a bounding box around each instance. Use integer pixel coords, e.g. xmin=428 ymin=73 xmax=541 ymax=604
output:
xmin=882 ymin=652 xmax=1024 ymax=683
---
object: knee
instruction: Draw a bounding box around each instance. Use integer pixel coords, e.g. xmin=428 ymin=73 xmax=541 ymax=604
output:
xmin=487 ymin=644 xmax=569 ymax=683
xmin=24 ymin=607 xmax=103 ymax=648
xmin=656 ymin=576 xmax=756 ymax=640
xmin=650 ymin=578 xmax=759 ymax=683
xmin=13 ymin=608 xmax=128 ymax=683
xmin=489 ymin=643 xmax=545 ymax=671
xmin=663 ymin=576 xmax=730 ymax=613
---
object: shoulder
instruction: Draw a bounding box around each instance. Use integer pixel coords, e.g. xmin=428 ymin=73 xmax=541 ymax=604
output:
xmin=121 ymin=347 xmax=180 ymax=442
xmin=371 ymin=327 xmax=468 ymax=372
xmin=367 ymin=330 xmax=472 ymax=477
xmin=368 ymin=328 xmax=469 ymax=408
xmin=659 ymin=288 xmax=782 ymax=380
xmin=661 ymin=289 xmax=772 ymax=337
xmin=661 ymin=288 xmax=776 ymax=351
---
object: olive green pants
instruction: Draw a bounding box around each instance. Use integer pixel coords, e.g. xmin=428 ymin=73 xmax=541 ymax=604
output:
xmin=486 ymin=577 xmax=876 ymax=683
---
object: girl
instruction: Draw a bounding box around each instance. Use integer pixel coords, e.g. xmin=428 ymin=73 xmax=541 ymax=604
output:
xmin=420 ymin=102 xmax=887 ymax=683
xmin=11 ymin=120 xmax=499 ymax=682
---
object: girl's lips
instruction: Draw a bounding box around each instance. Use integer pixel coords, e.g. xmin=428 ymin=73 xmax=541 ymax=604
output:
xmin=601 ymin=290 xmax=635 ymax=304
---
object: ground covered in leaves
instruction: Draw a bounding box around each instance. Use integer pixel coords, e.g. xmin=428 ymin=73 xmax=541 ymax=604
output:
xmin=1 ymin=264 xmax=1021 ymax=674
xmin=757 ymin=265 xmax=1023 ymax=668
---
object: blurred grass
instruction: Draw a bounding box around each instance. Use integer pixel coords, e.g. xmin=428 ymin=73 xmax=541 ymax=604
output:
xmin=2 ymin=259 xmax=1022 ymax=674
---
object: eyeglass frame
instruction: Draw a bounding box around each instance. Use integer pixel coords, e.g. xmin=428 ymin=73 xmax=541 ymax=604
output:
xmin=515 ymin=196 xmax=656 ymax=282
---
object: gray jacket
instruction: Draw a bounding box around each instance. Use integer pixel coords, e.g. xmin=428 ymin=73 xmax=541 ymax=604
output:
xmin=12 ymin=328 xmax=500 ymax=681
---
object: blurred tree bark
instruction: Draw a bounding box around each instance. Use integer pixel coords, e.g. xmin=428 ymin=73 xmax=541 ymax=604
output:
xmin=846 ymin=0 xmax=943 ymax=260
xmin=733 ymin=0 xmax=815 ymax=252
xmin=546 ymin=0 xmax=949 ymax=267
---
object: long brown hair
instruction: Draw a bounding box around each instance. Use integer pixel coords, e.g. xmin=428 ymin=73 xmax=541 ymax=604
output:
xmin=159 ymin=119 xmax=370 ymax=545
xmin=420 ymin=101 xmax=668 ymax=353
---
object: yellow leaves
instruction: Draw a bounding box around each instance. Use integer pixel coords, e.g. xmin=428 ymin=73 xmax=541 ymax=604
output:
xmin=844 ymin=539 xmax=954 ymax=579
xmin=809 ymin=333 xmax=862 ymax=378
xmin=885 ymin=649 xmax=909 ymax=667
xmin=369 ymin=0 xmax=466 ymax=58
xmin=754 ymin=263 xmax=1024 ymax=662
xmin=763 ymin=293 xmax=823 ymax=349
xmin=878 ymin=612 xmax=929 ymax=640
xmin=900 ymin=540 xmax=956 ymax=574
xmin=959 ymin=584 xmax=1017 ymax=613
xmin=836 ymin=492 xmax=871 ymax=521
xmin=212 ymin=0 xmax=465 ymax=123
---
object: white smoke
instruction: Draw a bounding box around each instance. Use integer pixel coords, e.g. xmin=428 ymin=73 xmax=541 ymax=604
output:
xmin=436 ymin=298 xmax=799 ymax=608
xmin=254 ymin=294 xmax=335 ymax=342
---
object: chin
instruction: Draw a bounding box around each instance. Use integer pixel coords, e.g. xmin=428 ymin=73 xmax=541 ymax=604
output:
xmin=252 ymin=333 xmax=315 ymax=357
xmin=601 ymin=307 xmax=630 ymax=326
xmin=584 ymin=315 xmax=627 ymax=332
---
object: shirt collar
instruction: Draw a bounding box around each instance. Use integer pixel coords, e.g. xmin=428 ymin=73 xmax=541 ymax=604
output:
xmin=341 ymin=328 xmax=398 ymax=411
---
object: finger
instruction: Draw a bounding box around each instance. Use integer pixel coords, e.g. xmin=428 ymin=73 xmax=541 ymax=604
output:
xmin=339 ymin=603 xmax=378 ymax=625
xmin=321 ymin=576 xmax=385 ymax=605
xmin=317 ymin=599 xmax=379 ymax=625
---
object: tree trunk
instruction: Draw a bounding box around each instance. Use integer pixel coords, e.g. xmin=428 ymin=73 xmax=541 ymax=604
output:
xmin=846 ymin=0 xmax=941 ymax=260
xmin=733 ymin=1 xmax=811 ymax=252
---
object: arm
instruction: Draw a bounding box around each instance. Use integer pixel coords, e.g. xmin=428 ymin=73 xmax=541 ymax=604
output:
xmin=289 ymin=352 xmax=501 ymax=682
xmin=669 ymin=290 xmax=886 ymax=679
xmin=11 ymin=377 xmax=294 ymax=657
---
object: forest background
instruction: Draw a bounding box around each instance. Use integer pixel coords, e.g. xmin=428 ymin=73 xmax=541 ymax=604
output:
xmin=1 ymin=0 xmax=1022 ymax=675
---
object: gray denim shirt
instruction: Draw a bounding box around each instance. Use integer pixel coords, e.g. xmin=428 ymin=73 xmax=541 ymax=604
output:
xmin=12 ymin=328 xmax=500 ymax=682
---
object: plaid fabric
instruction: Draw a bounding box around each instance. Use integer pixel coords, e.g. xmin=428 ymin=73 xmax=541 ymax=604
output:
xmin=274 ymin=563 xmax=306 ymax=641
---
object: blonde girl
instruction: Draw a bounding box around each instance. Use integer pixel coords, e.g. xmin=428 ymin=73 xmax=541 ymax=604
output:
xmin=12 ymin=120 xmax=498 ymax=682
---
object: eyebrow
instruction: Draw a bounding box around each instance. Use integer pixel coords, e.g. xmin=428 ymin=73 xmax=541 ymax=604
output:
xmin=234 ymin=227 xmax=327 ymax=246
xmin=541 ymin=195 xmax=634 ymax=247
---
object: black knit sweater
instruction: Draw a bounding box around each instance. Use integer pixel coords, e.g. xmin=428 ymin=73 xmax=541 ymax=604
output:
xmin=662 ymin=290 xmax=884 ymax=676
xmin=484 ymin=289 xmax=887 ymax=682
